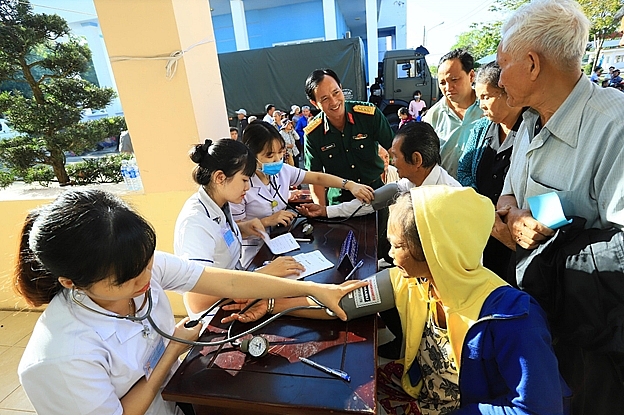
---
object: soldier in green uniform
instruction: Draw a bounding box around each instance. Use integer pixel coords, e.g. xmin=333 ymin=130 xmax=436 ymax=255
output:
xmin=303 ymin=69 xmax=394 ymax=206
xmin=303 ymin=69 xmax=400 ymax=358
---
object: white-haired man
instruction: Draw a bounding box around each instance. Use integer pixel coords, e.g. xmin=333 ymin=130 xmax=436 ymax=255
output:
xmin=494 ymin=1 xmax=624 ymax=413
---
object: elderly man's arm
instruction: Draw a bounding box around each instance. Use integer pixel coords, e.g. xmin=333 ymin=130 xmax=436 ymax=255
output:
xmin=495 ymin=195 xmax=554 ymax=250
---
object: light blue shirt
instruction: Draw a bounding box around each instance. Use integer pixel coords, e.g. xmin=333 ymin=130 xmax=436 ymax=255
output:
xmin=423 ymin=96 xmax=483 ymax=179
xmin=502 ymin=75 xmax=624 ymax=229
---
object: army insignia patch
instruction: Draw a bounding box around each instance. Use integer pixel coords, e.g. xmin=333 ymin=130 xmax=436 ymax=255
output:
xmin=303 ymin=117 xmax=322 ymax=134
xmin=352 ymin=105 xmax=375 ymax=115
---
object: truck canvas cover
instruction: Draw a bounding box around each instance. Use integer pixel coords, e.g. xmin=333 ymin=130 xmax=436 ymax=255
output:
xmin=218 ymin=38 xmax=367 ymax=116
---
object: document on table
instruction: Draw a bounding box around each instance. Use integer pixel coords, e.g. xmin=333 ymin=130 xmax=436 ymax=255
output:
xmin=260 ymin=231 xmax=300 ymax=254
xmin=287 ymin=250 xmax=335 ymax=280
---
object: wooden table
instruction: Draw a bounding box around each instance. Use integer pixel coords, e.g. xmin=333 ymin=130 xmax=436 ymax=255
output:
xmin=163 ymin=214 xmax=379 ymax=414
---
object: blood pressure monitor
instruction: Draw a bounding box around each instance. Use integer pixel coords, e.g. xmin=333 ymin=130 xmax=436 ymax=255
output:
xmin=240 ymin=335 xmax=270 ymax=357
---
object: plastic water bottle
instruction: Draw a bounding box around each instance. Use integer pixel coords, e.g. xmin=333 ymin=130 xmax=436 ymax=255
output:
xmin=120 ymin=160 xmax=131 ymax=190
xmin=127 ymin=159 xmax=143 ymax=191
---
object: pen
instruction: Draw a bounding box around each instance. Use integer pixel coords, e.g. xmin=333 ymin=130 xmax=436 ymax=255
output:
xmin=344 ymin=259 xmax=364 ymax=281
xmin=294 ymin=238 xmax=312 ymax=242
xmin=299 ymin=356 xmax=351 ymax=382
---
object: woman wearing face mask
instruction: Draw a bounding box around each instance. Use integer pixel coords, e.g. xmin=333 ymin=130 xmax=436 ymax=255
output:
xmin=174 ymin=138 xmax=306 ymax=320
xmin=408 ymin=90 xmax=427 ymax=121
xmin=232 ymin=121 xmax=374 ymax=266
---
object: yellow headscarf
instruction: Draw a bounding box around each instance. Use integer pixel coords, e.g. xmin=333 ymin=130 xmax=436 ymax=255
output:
xmin=390 ymin=186 xmax=508 ymax=398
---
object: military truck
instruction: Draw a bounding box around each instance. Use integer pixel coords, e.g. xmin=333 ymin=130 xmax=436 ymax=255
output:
xmin=219 ymin=37 xmax=438 ymax=129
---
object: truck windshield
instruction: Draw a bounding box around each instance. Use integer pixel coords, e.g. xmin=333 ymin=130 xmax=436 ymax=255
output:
xmin=396 ymin=59 xmax=424 ymax=79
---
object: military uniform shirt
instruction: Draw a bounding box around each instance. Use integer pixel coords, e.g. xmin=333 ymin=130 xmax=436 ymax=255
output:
xmin=304 ymin=101 xmax=394 ymax=205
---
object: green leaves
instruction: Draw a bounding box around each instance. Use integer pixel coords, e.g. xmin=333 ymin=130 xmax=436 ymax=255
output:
xmin=0 ymin=0 xmax=119 ymax=185
xmin=452 ymin=0 xmax=624 ymax=64
xmin=452 ymin=22 xmax=502 ymax=62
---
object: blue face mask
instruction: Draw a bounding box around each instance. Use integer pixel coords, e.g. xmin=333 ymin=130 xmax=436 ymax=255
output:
xmin=259 ymin=159 xmax=284 ymax=176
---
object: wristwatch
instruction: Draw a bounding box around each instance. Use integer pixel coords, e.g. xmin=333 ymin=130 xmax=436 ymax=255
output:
xmin=341 ymin=179 xmax=349 ymax=189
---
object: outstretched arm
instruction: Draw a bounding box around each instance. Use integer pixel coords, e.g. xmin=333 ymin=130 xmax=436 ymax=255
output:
xmin=303 ymin=171 xmax=374 ymax=204
xmin=190 ymin=267 xmax=366 ymax=321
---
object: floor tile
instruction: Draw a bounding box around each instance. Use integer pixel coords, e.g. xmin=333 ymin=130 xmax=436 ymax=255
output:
xmin=0 ymin=346 xmax=9 ymax=358
xmin=0 ymin=348 xmax=25 ymax=403
xmin=0 ymin=312 xmax=40 ymax=347
xmin=13 ymin=335 xmax=30 ymax=349
xmin=0 ymin=410 xmax=36 ymax=414
xmin=0 ymin=385 xmax=35 ymax=412
xmin=0 ymin=311 xmax=13 ymax=323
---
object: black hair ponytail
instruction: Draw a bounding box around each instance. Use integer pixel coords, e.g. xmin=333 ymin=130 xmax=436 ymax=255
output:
xmin=190 ymin=138 xmax=256 ymax=186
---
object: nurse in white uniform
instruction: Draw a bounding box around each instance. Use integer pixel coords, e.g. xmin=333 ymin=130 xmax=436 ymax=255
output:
xmin=231 ymin=121 xmax=375 ymax=265
xmin=16 ymin=189 xmax=362 ymax=415
xmin=174 ymin=139 xmax=305 ymax=319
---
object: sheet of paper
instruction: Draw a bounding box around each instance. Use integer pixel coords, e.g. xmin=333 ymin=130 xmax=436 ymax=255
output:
xmin=259 ymin=230 xmax=300 ymax=255
xmin=527 ymin=192 xmax=572 ymax=229
xmin=287 ymin=250 xmax=335 ymax=280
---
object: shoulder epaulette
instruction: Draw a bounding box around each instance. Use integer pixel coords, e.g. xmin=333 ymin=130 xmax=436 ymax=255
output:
xmin=352 ymin=104 xmax=376 ymax=115
xmin=304 ymin=117 xmax=322 ymax=135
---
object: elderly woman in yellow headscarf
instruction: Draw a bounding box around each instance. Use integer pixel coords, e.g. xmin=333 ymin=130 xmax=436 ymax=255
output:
xmin=378 ymin=186 xmax=570 ymax=415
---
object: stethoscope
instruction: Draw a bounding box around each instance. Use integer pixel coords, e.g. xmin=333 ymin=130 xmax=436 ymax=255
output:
xmin=197 ymin=196 xmax=250 ymax=265
xmin=265 ymin=172 xmax=369 ymax=225
xmin=70 ymin=287 xmax=335 ymax=349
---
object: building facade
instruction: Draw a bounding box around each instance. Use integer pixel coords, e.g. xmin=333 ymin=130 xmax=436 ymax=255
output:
xmin=31 ymin=0 xmax=409 ymax=118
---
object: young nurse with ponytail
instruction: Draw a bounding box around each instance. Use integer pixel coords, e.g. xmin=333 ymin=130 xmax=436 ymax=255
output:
xmin=16 ymin=189 xmax=363 ymax=415
xmin=174 ymin=138 xmax=307 ymax=319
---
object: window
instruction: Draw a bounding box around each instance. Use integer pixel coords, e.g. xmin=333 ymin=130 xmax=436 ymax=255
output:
xmin=396 ymin=59 xmax=424 ymax=79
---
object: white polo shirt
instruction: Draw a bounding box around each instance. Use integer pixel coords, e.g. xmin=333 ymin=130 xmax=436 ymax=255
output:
xmin=174 ymin=187 xmax=242 ymax=270
xmin=230 ymin=164 xmax=306 ymax=266
xmin=18 ymin=252 xmax=204 ymax=415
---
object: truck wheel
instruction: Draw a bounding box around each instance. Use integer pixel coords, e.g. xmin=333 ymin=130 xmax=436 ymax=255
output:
xmin=385 ymin=113 xmax=400 ymax=133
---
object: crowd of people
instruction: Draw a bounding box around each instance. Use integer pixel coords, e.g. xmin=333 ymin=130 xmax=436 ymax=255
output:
xmin=12 ymin=0 xmax=624 ymax=414
xmin=591 ymin=65 xmax=624 ymax=90
xmin=230 ymin=103 xmax=313 ymax=167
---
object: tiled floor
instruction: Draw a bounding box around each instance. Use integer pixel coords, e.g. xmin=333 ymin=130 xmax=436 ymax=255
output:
xmin=0 ymin=310 xmax=39 ymax=414
xmin=0 ymin=309 xmax=391 ymax=415
xmin=0 ymin=310 xmax=188 ymax=415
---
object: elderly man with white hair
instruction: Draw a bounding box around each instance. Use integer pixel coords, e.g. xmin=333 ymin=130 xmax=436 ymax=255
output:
xmin=493 ymin=0 xmax=624 ymax=414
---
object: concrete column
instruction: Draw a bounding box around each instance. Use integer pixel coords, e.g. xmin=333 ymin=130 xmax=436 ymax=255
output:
xmin=322 ymin=0 xmax=337 ymax=40
xmin=71 ymin=20 xmax=123 ymax=116
xmin=365 ymin=0 xmax=379 ymax=86
xmin=230 ymin=0 xmax=249 ymax=51
xmin=92 ymin=0 xmax=228 ymax=194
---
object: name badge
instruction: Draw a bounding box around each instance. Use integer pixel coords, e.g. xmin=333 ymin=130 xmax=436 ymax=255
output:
xmin=221 ymin=227 xmax=235 ymax=247
xmin=321 ymin=143 xmax=336 ymax=151
xmin=143 ymin=337 xmax=165 ymax=380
